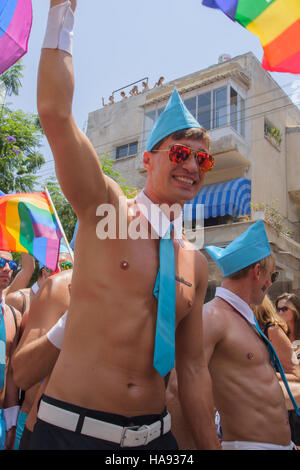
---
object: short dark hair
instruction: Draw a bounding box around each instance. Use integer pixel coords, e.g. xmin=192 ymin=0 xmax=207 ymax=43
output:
xmin=151 ymin=127 xmax=211 ymax=152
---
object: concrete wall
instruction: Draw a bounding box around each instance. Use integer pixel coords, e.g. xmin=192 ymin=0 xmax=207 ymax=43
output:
xmin=286 ymin=126 xmax=300 ymax=227
xmin=248 ymin=57 xmax=300 ymax=229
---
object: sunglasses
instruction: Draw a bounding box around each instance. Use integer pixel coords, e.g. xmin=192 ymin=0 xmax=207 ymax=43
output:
xmin=270 ymin=271 xmax=279 ymax=284
xmin=0 ymin=256 xmax=18 ymax=271
xmin=277 ymin=306 xmax=289 ymax=313
xmin=153 ymin=143 xmax=215 ymax=173
xmin=60 ymin=262 xmax=73 ymax=271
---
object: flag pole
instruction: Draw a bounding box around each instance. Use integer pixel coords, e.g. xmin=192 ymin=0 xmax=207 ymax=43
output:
xmin=44 ymin=185 xmax=74 ymax=262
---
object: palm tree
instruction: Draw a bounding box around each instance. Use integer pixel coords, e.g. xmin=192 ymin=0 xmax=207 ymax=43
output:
xmin=0 ymin=61 xmax=24 ymax=109
xmin=0 ymin=61 xmax=23 ymax=96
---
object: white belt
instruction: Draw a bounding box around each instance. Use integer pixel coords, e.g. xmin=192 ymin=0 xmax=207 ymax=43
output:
xmin=38 ymin=400 xmax=171 ymax=447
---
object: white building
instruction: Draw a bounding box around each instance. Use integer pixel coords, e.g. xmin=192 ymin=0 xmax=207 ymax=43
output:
xmin=87 ymin=52 xmax=300 ymax=299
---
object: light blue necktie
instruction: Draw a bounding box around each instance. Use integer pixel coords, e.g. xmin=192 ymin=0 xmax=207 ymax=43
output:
xmin=0 ymin=306 xmax=5 ymax=392
xmin=254 ymin=317 xmax=300 ymax=416
xmin=153 ymin=223 xmax=176 ymax=377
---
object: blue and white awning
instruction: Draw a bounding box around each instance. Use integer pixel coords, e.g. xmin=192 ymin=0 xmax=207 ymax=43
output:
xmin=184 ymin=177 xmax=251 ymax=220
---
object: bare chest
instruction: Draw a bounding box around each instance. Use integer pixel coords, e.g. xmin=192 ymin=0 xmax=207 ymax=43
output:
xmin=216 ymin=314 xmax=270 ymax=368
xmin=78 ymin=236 xmax=196 ymax=326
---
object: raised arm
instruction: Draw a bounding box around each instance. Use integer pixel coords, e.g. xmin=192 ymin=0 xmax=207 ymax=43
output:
xmin=38 ymin=0 xmax=110 ymax=218
xmin=4 ymin=253 xmax=35 ymax=297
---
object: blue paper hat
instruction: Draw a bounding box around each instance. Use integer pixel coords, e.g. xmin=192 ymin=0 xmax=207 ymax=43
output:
xmin=205 ymin=220 xmax=271 ymax=277
xmin=145 ymin=87 xmax=201 ymax=151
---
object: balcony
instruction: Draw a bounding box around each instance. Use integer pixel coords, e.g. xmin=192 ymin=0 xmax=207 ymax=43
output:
xmin=204 ymin=130 xmax=250 ymax=185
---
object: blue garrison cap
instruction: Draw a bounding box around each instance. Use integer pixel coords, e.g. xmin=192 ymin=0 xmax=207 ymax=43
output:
xmin=205 ymin=220 xmax=271 ymax=277
xmin=145 ymin=87 xmax=201 ymax=151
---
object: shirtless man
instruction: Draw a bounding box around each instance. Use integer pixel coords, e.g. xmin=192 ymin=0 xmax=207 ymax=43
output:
xmin=203 ymin=221 xmax=296 ymax=450
xmin=168 ymin=222 xmax=297 ymax=450
xmin=30 ymin=0 xmax=220 ymax=450
xmin=12 ymin=269 xmax=72 ymax=449
xmin=0 ymin=251 xmax=22 ymax=449
xmin=6 ymin=252 xmax=73 ymax=320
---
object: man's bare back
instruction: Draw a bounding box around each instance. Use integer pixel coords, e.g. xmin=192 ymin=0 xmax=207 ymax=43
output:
xmin=203 ymin=297 xmax=291 ymax=445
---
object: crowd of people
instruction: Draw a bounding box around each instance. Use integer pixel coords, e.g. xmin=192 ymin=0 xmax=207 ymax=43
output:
xmin=0 ymin=237 xmax=300 ymax=450
xmin=101 ymin=76 xmax=164 ymax=107
xmin=1 ymin=0 xmax=300 ymax=451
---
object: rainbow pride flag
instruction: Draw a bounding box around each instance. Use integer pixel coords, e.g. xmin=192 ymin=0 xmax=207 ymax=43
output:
xmin=202 ymin=0 xmax=300 ymax=73
xmin=0 ymin=0 xmax=33 ymax=75
xmin=0 ymin=192 xmax=62 ymax=270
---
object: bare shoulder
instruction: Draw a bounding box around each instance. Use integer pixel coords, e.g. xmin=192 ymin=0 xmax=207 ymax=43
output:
xmin=38 ymin=270 xmax=72 ymax=299
xmin=6 ymin=288 xmax=29 ymax=312
xmin=203 ymin=297 xmax=229 ymax=340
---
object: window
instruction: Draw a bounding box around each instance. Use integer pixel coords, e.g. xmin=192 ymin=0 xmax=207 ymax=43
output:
xmin=116 ymin=141 xmax=138 ymax=159
xmin=197 ymin=92 xmax=211 ymax=130
xmin=143 ymin=84 xmax=245 ymax=147
xmin=184 ymin=97 xmax=197 ymax=119
xmin=142 ymin=107 xmax=164 ymax=150
xmin=230 ymin=87 xmax=245 ymax=136
xmin=213 ymin=87 xmax=227 ymax=128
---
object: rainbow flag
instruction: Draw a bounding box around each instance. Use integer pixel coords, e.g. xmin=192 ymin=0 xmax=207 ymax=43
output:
xmin=202 ymin=0 xmax=300 ymax=74
xmin=0 ymin=0 xmax=33 ymax=75
xmin=0 ymin=192 xmax=62 ymax=270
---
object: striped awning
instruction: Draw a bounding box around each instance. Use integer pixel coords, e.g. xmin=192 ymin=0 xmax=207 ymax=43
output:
xmin=184 ymin=177 xmax=251 ymax=220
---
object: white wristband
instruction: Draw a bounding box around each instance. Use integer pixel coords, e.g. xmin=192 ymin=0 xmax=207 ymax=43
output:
xmin=42 ymin=1 xmax=74 ymax=55
xmin=46 ymin=311 xmax=68 ymax=350
xmin=3 ymin=406 xmax=20 ymax=431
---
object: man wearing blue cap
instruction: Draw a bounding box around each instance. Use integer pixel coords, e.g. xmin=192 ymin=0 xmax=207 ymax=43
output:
xmin=31 ymin=0 xmax=220 ymax=450
xmin=202 ymin=220 xmax=297 ymax=450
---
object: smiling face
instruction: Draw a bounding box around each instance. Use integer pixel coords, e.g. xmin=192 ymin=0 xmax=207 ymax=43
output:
xmin=143 ymin=135 xmax=208 ymax=207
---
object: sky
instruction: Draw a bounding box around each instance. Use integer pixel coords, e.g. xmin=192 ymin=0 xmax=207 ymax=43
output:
xmin=7 ymin=0 xmax=300 ymax=187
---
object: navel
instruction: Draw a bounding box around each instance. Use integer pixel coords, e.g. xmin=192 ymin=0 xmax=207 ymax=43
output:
xmin=247 ymin=352 xmax=254 ymax=360
xmin=120 ymin=260 xmax=130 ymax=270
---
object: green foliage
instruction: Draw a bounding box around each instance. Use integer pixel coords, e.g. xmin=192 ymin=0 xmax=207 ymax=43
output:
xmin=99 ymin=154 xmax=138 ymax=199
xmin=0 ymin=62 xmax=23 ymax=97
xmin=0 ymin=61 xmax=45 ymax=193
xmin=251 ymin=200 xmax=293 ymax=237
xmin=0 ymin=108 xmax=45 ymax=192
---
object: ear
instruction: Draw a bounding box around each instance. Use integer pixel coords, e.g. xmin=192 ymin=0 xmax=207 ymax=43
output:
xmin=252 ymin=263 xmax=261 ymax=280
xmin=143 ymin=151 xmax=152 ymax=171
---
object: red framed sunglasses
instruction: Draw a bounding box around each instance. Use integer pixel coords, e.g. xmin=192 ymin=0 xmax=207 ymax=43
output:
xmin=152 ymin=143 xmax=215 ymax=173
